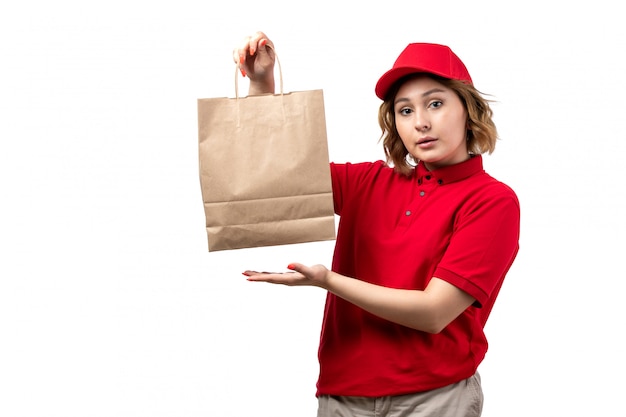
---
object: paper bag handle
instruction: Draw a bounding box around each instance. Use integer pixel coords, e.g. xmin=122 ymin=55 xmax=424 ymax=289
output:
xmin=235 ymin=45 xmax=284 ymax=99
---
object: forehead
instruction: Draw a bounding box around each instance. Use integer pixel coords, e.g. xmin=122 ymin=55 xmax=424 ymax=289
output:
xmin=395 ymin=75 xmax=451 ymax=96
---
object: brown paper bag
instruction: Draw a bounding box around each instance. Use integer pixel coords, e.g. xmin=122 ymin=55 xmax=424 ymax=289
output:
xmin=197 ymin=56 xmax=335 ymax=251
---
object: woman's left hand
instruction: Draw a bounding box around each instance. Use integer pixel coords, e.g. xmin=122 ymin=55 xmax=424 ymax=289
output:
xmin=243 ymin=263 xmax=329 ymax=288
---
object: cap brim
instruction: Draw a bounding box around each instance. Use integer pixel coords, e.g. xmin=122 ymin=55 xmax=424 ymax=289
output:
xmin=375 ymin=66 xmax=472 ymax=100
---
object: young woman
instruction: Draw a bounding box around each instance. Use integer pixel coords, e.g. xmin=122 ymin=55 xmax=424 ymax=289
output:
xmin=237 ymin=31 xmax=520 ymax=417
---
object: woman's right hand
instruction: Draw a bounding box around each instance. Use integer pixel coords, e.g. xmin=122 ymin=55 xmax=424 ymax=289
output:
xmin=232 ymin=31 xmax=276 ymax=95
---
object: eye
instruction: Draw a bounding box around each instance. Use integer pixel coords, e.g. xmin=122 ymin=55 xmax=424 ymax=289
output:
xmin=397 ymin=107 xmax=413 ymax=116
xmin=429 ymin=100 xmax=443 ymax=109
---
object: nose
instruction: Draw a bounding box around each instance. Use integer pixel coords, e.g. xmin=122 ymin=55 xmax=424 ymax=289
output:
xmin=414 ymin=109 xmax=430 ymax=132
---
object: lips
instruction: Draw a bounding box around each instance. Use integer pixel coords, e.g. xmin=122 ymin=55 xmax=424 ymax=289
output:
xmin=417 ymin=136 xmax=437 ymax=145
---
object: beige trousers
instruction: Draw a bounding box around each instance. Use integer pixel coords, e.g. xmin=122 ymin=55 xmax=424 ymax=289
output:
xmin=317 ymin=373 xmax=483 ymax=417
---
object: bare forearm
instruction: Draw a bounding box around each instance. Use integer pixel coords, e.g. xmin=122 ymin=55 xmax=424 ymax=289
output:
xmin=323 ymin=271 xmax=443 ymax=333
xmin=249 ymin=79 xmax=275 ymax=96
xmin=245 ymin=264 xmax=475 ymax=333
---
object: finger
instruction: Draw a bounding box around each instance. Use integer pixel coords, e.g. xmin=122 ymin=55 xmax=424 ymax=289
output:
xmin=245 ymin=274 xmax=272 ymax=283
xmin=243 ymin=271 xmax=272 ymax=282
xmin=244 ymin=272 xmax=296 ymax=284
xmin=242 ymin=270 xmax=295 ymax=277
xmin=286 ymin=263 xmax=307 ymax=274
xmin=249 ymin=31 xmax=271 ymax=55
xmin=234 ymin=35 xmax=254 ymax=65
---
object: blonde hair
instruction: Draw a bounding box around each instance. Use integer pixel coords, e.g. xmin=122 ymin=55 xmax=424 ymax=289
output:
xmin=378 ymin=75 xmax=498 ymax=176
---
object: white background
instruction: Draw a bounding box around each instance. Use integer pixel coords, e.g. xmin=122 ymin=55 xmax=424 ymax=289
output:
xmin=1 ymin=1 xmax=624 ymax=416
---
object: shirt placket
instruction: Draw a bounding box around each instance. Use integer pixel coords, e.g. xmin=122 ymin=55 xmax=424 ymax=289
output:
xmin=397 ymin=174 xmax=438 ymax=228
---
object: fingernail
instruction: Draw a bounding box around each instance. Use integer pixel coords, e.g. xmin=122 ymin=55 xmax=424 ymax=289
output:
xmin=240 ymin=68 xmax=246 ymax=77
xmin=239 ymin=55 xmax=244 ymax=65
xmin=260 ymin=39 xmax=267 ymax=47
xmin=287 ymin=264 xmax=295 ymax=270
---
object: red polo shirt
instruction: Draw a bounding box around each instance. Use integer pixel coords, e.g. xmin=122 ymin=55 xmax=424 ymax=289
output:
xmin=316 ymin=155 xmax=520 ymax=397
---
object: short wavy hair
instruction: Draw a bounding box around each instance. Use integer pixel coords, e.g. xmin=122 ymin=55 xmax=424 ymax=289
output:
xmin=378 ymin=74 xmax=498 ymax=176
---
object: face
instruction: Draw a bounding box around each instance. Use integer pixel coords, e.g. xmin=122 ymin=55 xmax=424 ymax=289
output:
xmin=394 ymin=76 xmax=469 ymax=171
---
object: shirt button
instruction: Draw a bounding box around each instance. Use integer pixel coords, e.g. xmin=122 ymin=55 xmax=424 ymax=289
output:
xmin=437 ymin=179 xmax=443 ymax=185
xmin=405 ymin=210 xmax=412 ymax=216
xmin=419 ymin=191 xmax=425 ymax=197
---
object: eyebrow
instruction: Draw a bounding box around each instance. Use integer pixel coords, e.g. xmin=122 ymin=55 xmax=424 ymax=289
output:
xmin=394 ymin=88 xmax=447 ymax=106
xmin=421 ymin=88 xmax=446 ymax=97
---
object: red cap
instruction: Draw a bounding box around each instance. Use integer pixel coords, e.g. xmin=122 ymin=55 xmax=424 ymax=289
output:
xmin=375 ymin=43 xmax=472 ymax=100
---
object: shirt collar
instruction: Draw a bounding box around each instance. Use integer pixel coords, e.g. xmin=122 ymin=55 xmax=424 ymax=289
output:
xmin=415 ymin=154 xmax=484 ymax=185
